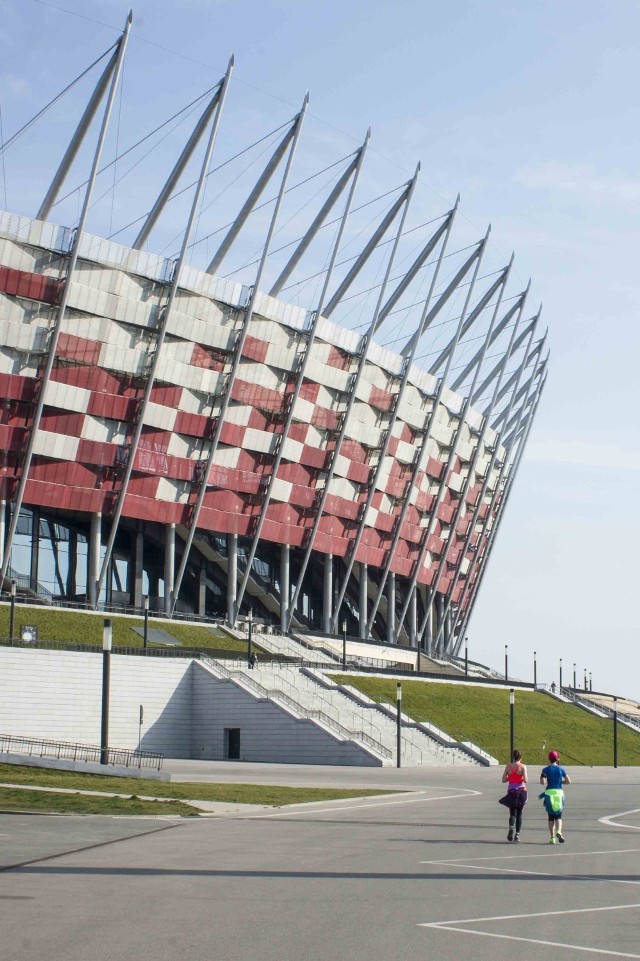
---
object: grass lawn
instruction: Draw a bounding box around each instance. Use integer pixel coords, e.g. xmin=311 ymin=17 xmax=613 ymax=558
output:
xmin=0 ymin=786 xmax=196 ymax=816
xmin=0 ymin=604 xmax=254 ymax=653
xmin=0 ymin=763 xmax=397 ymax=807
xmin=330 ymin=675 xmax=640 ymax=766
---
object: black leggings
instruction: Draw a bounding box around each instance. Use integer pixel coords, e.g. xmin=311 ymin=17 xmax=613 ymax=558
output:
xmin=509 ymin=809 xmax=523 ymax=833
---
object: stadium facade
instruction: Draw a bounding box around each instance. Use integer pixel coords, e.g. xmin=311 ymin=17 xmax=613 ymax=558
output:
xmin=0 ymin=18 xmax=547 ymax=656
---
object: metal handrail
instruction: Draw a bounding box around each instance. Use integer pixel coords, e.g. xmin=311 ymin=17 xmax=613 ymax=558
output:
xmin=200 ymin=656 xmax=391 ymax=758
xmin=0 ymin=733 xmax=163 ymax=770
xmin=561 ymin=687 xmax=640 ymax=731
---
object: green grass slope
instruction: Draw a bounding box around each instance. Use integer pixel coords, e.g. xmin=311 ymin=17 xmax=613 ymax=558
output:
xmin=0 ymin=604 xmax=250 ymax=652
xmin=331 ymin=675 xmax=640 ymax=766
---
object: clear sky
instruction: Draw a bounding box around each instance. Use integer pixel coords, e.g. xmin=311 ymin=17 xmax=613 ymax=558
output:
xmin=1 ymin=0 xmax=639 ymax=698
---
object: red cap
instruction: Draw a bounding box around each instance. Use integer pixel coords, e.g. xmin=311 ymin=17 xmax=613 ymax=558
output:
xmin=548 ymin=750 xmax=560 ymax=761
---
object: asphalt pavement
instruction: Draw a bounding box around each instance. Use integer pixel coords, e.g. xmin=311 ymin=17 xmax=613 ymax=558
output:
xmin=1 ymin=765 xmax=639 ymax=961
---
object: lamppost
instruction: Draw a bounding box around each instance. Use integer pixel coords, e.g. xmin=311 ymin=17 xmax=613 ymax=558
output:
xmin=396 ymin=682 xmax=402 ymax=769
xmin=589 ymin=672 xmax=592 ymax=692
xmin=247 ymin=607 xmax=253 ymax=667
xmin=573 ymin=662 xmax=576 ymax=690
xmin=533 ymin=651 xmax=537 ymax=690
xmin=613 ymin=696 xmax=618 ymax=769
xmin=100 ymin=618 xmax=112 ymax=765
xmin=342 ymin=620 xmax=347 ymax=669
xmin=9 ymin=579 xmax=16 ymax=641
xmin=143 ymin=594 xmax=149 ymax=651
xmin=584 ymin=668 xmax=588 ymax=691
xmin=464 ymin=636 xmax=469 ymax=677
xmin=559 ymin=658 xmax=563 ymax=691
xmin=509 ymin=688 xmax=515 ymax=758
xmin=504 ymin=644 xmax=509 ymax=682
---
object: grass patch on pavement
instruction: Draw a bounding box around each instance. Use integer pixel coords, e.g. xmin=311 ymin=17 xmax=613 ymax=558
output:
xmin=0 ymin=763 xmax=397 ymax=807
xmin=0 ymin=605 xmax=251 ymax=652
xmin=330 ymin=675 xmax=640 ymax=766
xmin=0 ymin=786 xmax=196 ymax=817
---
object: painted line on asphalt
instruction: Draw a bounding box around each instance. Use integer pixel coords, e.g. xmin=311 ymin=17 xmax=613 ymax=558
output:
xmin=600 ymin=809 xmax=640 ymax=831
xmin=419 ymin=902 xmax=640 ymax=959
xmin=233 ymin=788 xmax=482 ymax=819
xmin=421 ymin=846 xmax=640 ymax=864
xmin=420 ymin=857 xmax=640 ymax=887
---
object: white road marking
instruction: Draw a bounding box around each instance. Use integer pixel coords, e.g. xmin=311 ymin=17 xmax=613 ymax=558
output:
xmin=421 ymin=847 xmax=640 ymax=864
xmin=600 ymin=809 xmax=640 ymax=831
xmin=419 ymin=902 xmax=640 ymax=959
xmin=234 ymin=788 xmax=482 ymax=819
xmin=420 ymin=858 xmax=640 ymax=886
xmin=421 ymin=925 xmax=640 ymax=959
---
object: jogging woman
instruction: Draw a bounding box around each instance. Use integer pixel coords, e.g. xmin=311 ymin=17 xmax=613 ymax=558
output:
xmin=501 ymin=748 xmax=528 ymax=842
xmin=540 ymin=750 xmax=571 ymax=843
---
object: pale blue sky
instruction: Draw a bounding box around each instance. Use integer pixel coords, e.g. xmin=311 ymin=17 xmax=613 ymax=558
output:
xmin=1 ymin=0 xmax=639 ymax=697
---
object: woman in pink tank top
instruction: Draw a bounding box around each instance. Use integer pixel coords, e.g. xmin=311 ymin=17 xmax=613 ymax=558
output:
xmin=500 ymin=748 xmax=528 ymax=842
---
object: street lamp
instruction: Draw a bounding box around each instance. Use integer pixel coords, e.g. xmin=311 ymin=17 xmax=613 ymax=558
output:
xmin=464 ymin=636 xmax=468 ymax=677
xmin=509 ymin=688 xmax=515 ymax=758
xmin=504 ymin=644 xmax=509 ymax=682
xmin=589 ymin=672 xmax=592 ymax=692
xmin=533 ymin=651 xmax=537 ymax=690
xmin=573 ymin=663 xmax=576 ymax=690
xmin=396 ymin=682 xmax=402 ymax=768
xmin=342 ymin=620 xmax=347 ymax=669
xmin=247 ymin=608 xmax=253 ymax=667
xmin=9 ymin=579 xmax=16 ymax=641
xmin=559 ymin=658 xmax=563 ymax=691
xmin=613 ymin=696 xmax=618 ymax=768
xmin=100 ymin=618 xmax=112 ymax=765
xmin=143 ymin=594 xmax=149 ymax=651
xmin=584 ymin=668 xmax=588 ymax=691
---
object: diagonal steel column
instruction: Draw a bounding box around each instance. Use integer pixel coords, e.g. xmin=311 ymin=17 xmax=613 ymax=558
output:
xmin=451 ymin=295 xmax=526 ymax=391
xmin=484 ymin=328 xmax=543 ymax=411
xmin=232 ymin=130 xmax=371 ymax=623
xmin=171 ymin=94 xmax=310 ymax=617
xmin=399 ymin=243 xmax=485 ymax=357
xmin=466 ymin=313 xmax=537 ymax=401
xmin=452 ymin=370 xmax=547 ymax=649
xmin=391 ymin=234 xmax=507 ymax=644
xmin=269 ymin=147 xmax=363 ymax=296
xmin=206 ymin=120 xmax=298 ymax=275
xmin=36 ymin=43 xmax=120 ymax=221
xmin=374 ymin=205 xmax=457 ymax=327
xmin=427 ymin=268 xmax=510 ymax=374
xmin=448 ymin=346 xmax=547 ymax=649
xmin=284 ymin=166 xmax=421 ymax=631
xmin=427 ymin=301 xmax=538 ymax=655
xmin=490 ymin=336 xmax=544 ymax=427
xmin=133 ymin=86 xmax=223 ymax=250
xmin=95 ymin=56 xmax=235 ymax=604
xmin=0 ymin=13 xmax=134 ymax=589
xmin=365 ymin=232 xmax=490 ymax=635
xmin=329 ymin=209 xmax=458 ymax=633
xmin=322 ymin=183 xmax=413 ymax=317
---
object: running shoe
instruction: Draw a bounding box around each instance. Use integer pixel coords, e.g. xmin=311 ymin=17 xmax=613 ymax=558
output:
xmin=514 ymin=834 xmax=520 ymax=842
xmin=549 ymin=837 xmax=556 ymax=844
xmin=507 ymin=827 xmax=514 ymax=842
xmin=556 ymin=833 xmax=565 ymax=843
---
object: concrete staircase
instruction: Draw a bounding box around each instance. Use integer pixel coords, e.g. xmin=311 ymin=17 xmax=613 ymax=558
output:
xmin=200 ymin=655 xmax=490 ymax=766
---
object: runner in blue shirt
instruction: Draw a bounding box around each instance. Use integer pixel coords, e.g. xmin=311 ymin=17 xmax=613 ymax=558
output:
xmin=540 ymin=750 xmax=571 ymax=844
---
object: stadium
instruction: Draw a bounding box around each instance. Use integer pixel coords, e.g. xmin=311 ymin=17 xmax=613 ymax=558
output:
xmin=0 ymin=19 xmax=547 ymax=657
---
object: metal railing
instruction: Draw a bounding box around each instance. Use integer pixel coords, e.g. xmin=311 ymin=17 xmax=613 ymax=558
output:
xmin=561 ymin=688 xmax=640 ymax=732
xmin=199 ymin=656 xmax=392 ymax=759
xmin=0 ymin=733 xmax=163 ymax=770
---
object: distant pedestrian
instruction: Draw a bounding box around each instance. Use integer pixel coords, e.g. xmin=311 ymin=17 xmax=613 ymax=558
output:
xmin=499 ymin=748 xmax=528 ymax=842
xmin=540 ymin=750 xmax=571 ymax=843
xmin=249 ymin=651 xmax=258 ymax=669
